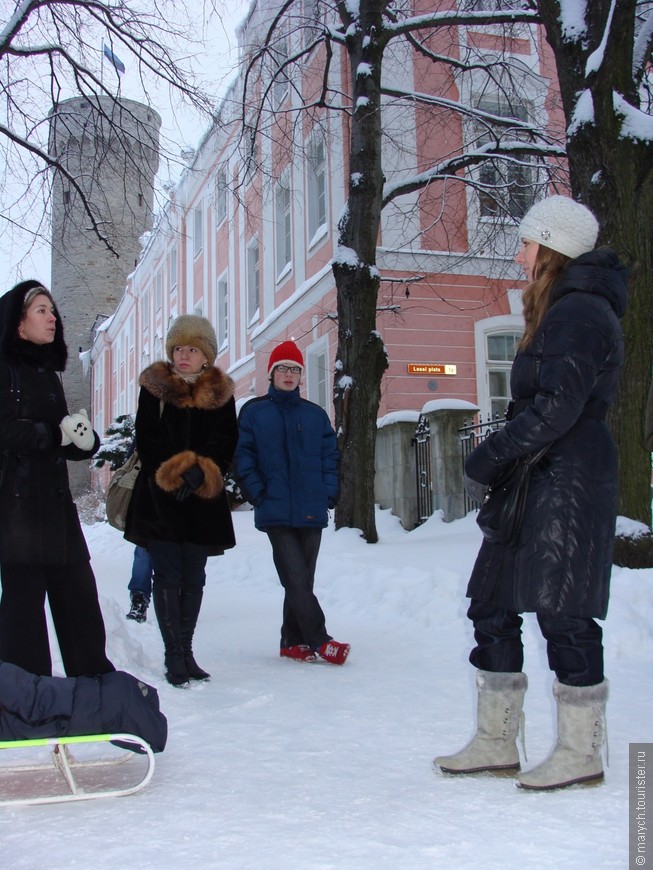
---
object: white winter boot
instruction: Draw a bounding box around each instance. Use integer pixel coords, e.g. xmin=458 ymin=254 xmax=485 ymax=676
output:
xmin=434 ymin=670 xmax=527 ymax=775
xmin=517 ymin=678 xmax=608 ymax=790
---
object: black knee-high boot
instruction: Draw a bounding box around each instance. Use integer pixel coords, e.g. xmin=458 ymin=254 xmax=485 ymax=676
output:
xmin=152 ymin=586 xmax=189 ymax=687
xmin=180 ymin=588 xmax=210 ymax=681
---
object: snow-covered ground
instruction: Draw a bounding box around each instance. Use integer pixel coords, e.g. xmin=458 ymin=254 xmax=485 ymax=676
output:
xmin=4 ymin=507 xmax=651 ymax=869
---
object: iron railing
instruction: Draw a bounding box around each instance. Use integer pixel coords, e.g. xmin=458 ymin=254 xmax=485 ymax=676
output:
xmin=458 ymin=414 xmax=506 ymax=514
xmin=412 ymin=413 xmax=433 ymax=526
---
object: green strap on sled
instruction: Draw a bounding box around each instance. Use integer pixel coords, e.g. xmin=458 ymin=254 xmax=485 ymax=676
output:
xmin=0 ymin=733 xmax=156 ymax=805
xmin=0 ymin=733 xmax=113 ymax=750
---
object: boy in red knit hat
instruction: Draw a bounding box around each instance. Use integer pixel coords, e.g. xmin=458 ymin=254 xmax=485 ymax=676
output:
xmin=234 ymin=340 xmax=350 ymax=665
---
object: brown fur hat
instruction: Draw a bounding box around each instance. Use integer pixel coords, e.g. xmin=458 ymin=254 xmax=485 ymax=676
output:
xmin=166 ymin=315 xmax=217 ymax=366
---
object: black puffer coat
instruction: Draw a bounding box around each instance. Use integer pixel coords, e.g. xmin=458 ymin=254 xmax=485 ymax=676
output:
xmin=465 ymin=249 xmax=628 ymax=619
xmin=0 ymin=661 xmax=167 ymax=753
xmin=0 ymin=281 xmax=99 ymax=565
xmin=124 ymin=361 xmax=237 ymax=555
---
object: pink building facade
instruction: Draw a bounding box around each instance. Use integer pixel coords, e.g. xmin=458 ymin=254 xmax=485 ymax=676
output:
xmin=90 ymin=3 xmax=564 ymax=441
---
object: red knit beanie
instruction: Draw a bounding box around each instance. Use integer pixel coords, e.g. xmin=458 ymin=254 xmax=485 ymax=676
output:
xmin=268 ymin=340 xmax=304 ymax=377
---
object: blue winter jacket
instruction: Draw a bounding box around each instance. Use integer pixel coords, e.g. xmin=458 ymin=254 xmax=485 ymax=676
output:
xmin=234 ymin=386 xmax=340 ymax=530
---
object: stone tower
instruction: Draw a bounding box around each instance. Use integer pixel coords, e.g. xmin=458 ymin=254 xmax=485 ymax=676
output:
xmin=48 ymin=96 xmax=161 ymax=493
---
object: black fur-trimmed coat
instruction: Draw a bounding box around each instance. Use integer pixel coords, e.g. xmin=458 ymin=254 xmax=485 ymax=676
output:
xmin=124 ymin=362 xmax=237 ymax=555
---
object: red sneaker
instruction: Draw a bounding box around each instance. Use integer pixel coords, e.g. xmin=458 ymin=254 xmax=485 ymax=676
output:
xmin=280 ymin=645 xmax=318 ymax=663
xmin=318 ymin=640 xmax=350 ymax=665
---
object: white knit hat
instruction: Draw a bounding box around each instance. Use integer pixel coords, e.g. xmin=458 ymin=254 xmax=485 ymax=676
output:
xmin=518 ymin=195 xmax=599 ymax=260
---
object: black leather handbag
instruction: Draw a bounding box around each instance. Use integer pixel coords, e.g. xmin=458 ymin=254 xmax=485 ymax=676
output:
xmin=476 ymin=444 xmax=550 ymax=545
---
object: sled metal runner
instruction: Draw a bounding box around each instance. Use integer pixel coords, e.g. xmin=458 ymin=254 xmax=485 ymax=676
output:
xmin=0 ymin=733 xmax=155 ymax=806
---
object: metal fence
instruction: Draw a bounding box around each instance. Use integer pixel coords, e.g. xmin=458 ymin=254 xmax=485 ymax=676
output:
xmin=412 ymin=413 xmax=433 ymax=526
xmin=458 ymin=414 xmax=506 ymax=514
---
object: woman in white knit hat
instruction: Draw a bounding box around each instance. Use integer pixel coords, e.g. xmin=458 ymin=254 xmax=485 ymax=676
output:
xmin=124 ymin=315 xmax=238 ymax=687
xmin=435 ymin=195 xmax=628 ymax=790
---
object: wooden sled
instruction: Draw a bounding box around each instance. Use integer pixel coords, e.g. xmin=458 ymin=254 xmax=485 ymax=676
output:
xmin=0 ymin=733 xmax=155 ymax=806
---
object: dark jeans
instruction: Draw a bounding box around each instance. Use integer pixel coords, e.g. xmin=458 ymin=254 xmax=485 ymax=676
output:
xmin=266 ymin=526 xmax=330 ymax=650
xmin=467 ymin=598 xmax=604 ymax=687
xmin=128 ymin=545 xmax=153 ymax=599
xmin=148 ymin=541 xmax=209 ymax=591
xmin=0 ymin=560 xmax=114 ymax=678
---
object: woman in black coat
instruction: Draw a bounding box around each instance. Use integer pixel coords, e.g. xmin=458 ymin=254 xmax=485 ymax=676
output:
xmin=124 ymin=315 xmax=237 ymax=687
xmin=0 ymin=281 xmax=114 ymax=678
xmin=435 ymin=196 xmax=628 ymax=791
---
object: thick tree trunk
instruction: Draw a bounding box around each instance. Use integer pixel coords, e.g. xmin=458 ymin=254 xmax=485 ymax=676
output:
xmin=333 ymin=1 xmax=389 ymax=542
xmin=333 ymin=265 xmax=388 ymax=542
xmin=600 ymin=201 xmax=653 ymax=528
xmin=538 ymin=0 xmax=653 ymax=563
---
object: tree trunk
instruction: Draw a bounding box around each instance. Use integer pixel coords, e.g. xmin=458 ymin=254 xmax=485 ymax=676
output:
xmin=333 ymin=0 xmax=389 ymax=542
xmin=333 ymin=265 xmax=388 ymax=542
xmin=538 ymin=0 xmax=653 ymax=562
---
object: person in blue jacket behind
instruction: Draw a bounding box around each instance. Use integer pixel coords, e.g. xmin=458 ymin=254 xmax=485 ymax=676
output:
xmin=234 ymin=340 xmax=350 ymax=665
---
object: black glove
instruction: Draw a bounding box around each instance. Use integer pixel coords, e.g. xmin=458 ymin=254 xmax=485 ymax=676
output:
xmin=464 ymin=432 xmax=502 ymax=486
xmin=463 ymin=474 xmax=489 ymax=505
xmin=175 ymin=464 xmax=204 ymax=502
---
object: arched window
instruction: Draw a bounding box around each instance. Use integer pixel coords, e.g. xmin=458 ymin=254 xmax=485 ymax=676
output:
xmin=475 ymin=316 xmax=523 ymax=419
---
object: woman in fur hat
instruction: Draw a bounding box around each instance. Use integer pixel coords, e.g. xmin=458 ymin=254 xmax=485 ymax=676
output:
xmin=434 ymin=196 xmax=628 ymax=790
xmin=0 ymin=280 xmax=114 ymax=678
xmin=124 ymin=315 xmax=237 ymax=687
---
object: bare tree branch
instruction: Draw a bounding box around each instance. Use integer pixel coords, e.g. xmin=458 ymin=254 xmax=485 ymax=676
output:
xmin=0 ymin=0 xmax=221 ymax=257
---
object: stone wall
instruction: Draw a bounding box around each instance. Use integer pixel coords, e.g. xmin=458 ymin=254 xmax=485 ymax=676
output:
xmin=375 ymin=401 xmax=479 ymax=529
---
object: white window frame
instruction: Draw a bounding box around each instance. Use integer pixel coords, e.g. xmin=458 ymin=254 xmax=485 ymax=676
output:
xmin=306 ymin=133 xmax=328 ymax=246
xmin=216 ymin=166 xmax=228 ymax=224
xmin=275 ymin=172 xmax=292 ymax=281
xmin=474 ymin=315 xmax=524 ymax=420
xmin=272 ymin=36 xmax=290 ymax=107
xmin=242 ymin=121 xmax=259 ymax=187
xmin=193 ymin=206 xmax=203 ymax=257
xmin=466 ymin=0 xmax=516 ymax=9
xmin=141 ymin=288 xmax=149 ymax=321
xmin=306 ymin=336 xmax=330 ymax=413
xmin=155 ymin=270 xmax=162 ymax=312
xmin=217 ymin=272 xmax=229 ymax=350
xmin=471 ymin=95 xmax=539 ymax=221
xmin=246 ymin=237 xmax=260 ymax=325
xmin=302 ymin=0 xmax=322 ymax=49
xmin=462 ymin=0 xmax=532 ymax=34
xmin=170 ymin=245 xmax=178 ymax=290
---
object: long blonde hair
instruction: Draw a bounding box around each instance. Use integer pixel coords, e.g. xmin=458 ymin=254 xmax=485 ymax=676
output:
xmin=519 ymin=246 xmax=570 ymax=349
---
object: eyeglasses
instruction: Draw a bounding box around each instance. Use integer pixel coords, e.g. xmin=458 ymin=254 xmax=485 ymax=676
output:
xmin=275 ymin=365 xmax=302 ymax=374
